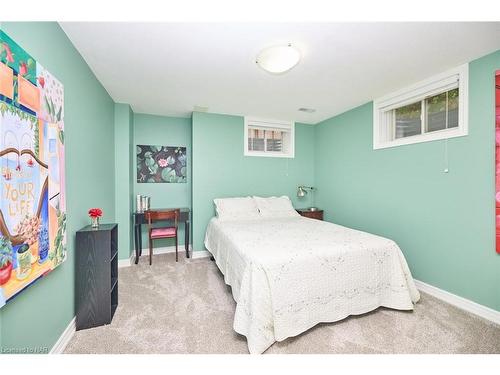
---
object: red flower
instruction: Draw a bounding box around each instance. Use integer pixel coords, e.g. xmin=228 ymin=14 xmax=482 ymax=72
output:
xmin=2 ymin=43 xmax=14 ymax=63
xmin=37 ymin=76 xmax=45 ymax=88
xmin=19 ymin=62 xmax=27 ymax=76
xmin=88 ymin=208 xmax=103 ymax=218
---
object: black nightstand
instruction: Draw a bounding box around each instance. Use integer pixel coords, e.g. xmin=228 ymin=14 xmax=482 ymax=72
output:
xmin=296 ymin=208 xmax=324 ymax=220
xmin=75 ymin=223 xmax=118 ymax=330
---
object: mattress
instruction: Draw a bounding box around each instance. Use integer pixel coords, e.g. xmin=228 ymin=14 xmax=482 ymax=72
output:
xmin=204 ymin=216 xmax=420 ymax=354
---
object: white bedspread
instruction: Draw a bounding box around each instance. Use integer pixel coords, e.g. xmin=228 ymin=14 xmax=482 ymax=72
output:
xmin=204 ymin=216 xmax=420 ymax=354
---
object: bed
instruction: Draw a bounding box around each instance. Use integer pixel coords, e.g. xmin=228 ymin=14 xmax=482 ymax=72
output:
xmin=204 ymin=197 xmax=420 ymax=354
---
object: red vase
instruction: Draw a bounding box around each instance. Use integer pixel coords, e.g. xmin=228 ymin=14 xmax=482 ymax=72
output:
xmin=0 ymin=262 xmax=13 ymax=285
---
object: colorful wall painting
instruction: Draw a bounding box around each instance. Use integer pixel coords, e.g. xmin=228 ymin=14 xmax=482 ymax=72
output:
xmin=495 ymin=71 xmax=500 ymax=254
xmin=136 ymin=145 xmax=187 ymax=183
xmin=0 ymin=29 xmax=66 ymax=308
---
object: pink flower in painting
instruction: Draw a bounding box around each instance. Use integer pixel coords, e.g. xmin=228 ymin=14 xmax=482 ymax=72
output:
xmin=37 ymin=76 xmax=45 ymax=88
xmin=2 ymin=43 xmax=14 ymax=63
xmin=158 ymin=158 xmax=168 ymax=168
xmin=19 ymin=62 xmax=28 ymax=76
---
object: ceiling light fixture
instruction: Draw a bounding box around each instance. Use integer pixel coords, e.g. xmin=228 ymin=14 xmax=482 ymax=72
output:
xmin=256 ymin=44 xmax=301 ymax=74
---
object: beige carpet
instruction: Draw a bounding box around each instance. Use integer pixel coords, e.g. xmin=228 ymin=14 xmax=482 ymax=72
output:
xmin=64 ymin=252 xmax=500 ymax=354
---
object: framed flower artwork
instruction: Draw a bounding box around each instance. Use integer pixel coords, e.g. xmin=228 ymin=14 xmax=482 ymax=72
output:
xmin=136 ymin=145 xmax=187 ymax=183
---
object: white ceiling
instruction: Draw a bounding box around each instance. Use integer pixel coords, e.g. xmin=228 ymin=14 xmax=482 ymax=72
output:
xmin=60 ymin=22 xmax=500 ymax=124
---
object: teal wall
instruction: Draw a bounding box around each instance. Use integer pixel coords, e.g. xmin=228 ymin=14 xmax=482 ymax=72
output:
xmin=0 ymin=23 xmax=115 ymax=351
xmin=133 ymin=113 xmax=192 ymax=249
xmin=192 ymin=112 xmax=315 ymax=251
xmin=315 ymin=50 xmax=500 ymax=311
xmin=114 ymin=103 xmax=134 ymax=259
xmin=0 ymin=22 xmax=497 ymax=354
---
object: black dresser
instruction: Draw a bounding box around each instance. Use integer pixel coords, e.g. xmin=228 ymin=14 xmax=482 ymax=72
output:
xmin=75 ymin=223 xmax=118 ymax=330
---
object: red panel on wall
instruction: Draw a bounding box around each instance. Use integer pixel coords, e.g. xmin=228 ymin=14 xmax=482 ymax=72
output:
xmin=495 ymin=71 xmax=500 ymax=253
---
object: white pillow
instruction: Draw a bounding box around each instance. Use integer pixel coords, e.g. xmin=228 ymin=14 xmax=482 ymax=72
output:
xmin=213 ymin=197 xmax=261 ymax=221
xmin=253 ymin=196 xmax=300 ymax=218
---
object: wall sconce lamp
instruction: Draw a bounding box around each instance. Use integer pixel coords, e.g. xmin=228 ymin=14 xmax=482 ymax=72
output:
xmin=297 ymin=185 xmax=314 ymax=197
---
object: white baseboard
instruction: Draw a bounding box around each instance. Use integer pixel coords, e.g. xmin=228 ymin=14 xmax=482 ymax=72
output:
xmin=50 ymin=317 xmax=75 ymax=354
xmin=191 ymin=250 xmax=211 ymax=259
xmin=414 ymin=279 xmax=500 ymax=326
xmin=118 ymin=253 xmax=134 ymax=268
xmin=142 ymin=245 xmax=192 ymax=256
xmin=118 ymin=246 xmax=209 ymax=267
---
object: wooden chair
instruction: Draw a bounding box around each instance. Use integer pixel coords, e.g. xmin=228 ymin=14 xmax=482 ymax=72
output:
xmin=145 ymin=209 xmax=179 ymax=265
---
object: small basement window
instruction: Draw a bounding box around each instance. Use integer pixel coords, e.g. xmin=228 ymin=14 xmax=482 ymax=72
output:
xmin=244 ymin=117 xmax=295 ymax=158
xmin=373 ymin=64 xmax=468 ymax=149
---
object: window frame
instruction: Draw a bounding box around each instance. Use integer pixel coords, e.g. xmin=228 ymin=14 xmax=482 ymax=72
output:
xmin=244 ymin=117 xmax=295 ymax=158
xmin=373 ymin=64 xmax=468 ymax=150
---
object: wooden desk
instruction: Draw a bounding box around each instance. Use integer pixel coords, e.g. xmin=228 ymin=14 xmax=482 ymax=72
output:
xmin=133 ymin=208 xmax=190 ymax=264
